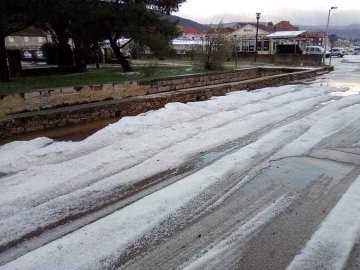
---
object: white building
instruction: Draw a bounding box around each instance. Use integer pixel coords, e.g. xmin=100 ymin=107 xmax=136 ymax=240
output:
xmin=267 ymin=31 xmax=308 ymax=54
xmin=227 ymin=23 xmax=275 ymax=54
xmin=172 ymin=39 xmax=203 ymax=54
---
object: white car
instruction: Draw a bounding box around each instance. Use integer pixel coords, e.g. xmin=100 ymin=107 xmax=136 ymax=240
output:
xmin=329 ymin=48 xmax=345 ymax=57
xmin=305 ymin=46 xmax=329 ymax=57
xmin=23 ymin=51 xmax=32 ymax=59
xmin=36 ymin=50 xmax=45 ymax=59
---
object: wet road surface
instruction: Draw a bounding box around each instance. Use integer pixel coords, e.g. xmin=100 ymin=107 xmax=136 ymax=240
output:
xmin=0 ymin=56 xmax=360 ymax=270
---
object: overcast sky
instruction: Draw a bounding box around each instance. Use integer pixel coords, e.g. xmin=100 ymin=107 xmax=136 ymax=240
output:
xmin=175 ymin=0 xmax=360 ymax=26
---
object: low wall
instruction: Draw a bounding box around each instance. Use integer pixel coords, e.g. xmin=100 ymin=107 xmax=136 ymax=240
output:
xmin=0 ymin=67 xmax=292 ymax=115
xmin=0 ymin=67 xmax=328 ymax=140
xmin=239 ymin=54 xmax=323 ymax=66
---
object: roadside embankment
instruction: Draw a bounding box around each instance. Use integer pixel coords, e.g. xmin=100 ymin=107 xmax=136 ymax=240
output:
xmin=0 ymin=66 xmax=332 ymax=141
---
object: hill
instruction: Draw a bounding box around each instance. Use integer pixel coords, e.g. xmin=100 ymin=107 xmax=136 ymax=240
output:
xmin=164 ymin=15 xmax=208 ymax=31
xmin=298 ymin=25 xmax=360 ymax=39
xmin=165 ymin=14 xmax=359 ymax=40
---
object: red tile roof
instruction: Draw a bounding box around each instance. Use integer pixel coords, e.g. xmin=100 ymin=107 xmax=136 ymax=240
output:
xmin=274 ymin=21 xmax=299 ymax=31
xmin=219 ymin=27 xmax=235 ymax=34
xmin=178 ymin=25 xmax=204 ymax=35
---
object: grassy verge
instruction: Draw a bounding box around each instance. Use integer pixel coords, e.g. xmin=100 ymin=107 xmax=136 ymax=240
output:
xmin=0 ymin=64 xmax=207 ymax=95
xmin=0 ymin=59 xmax=250 ymax=95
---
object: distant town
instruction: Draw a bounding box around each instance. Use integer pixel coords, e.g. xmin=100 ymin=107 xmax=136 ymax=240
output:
xmin=5 ymin=16 xmax=360 ymax=63
xmin=1 ymin=1 xmax=360 ymax=269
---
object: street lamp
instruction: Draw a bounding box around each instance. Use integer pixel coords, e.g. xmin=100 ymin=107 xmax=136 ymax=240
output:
xmin=255 ymin=12 xmax=261 ymax=63
xmin=324 ymin=6 xmax=338 ymax=65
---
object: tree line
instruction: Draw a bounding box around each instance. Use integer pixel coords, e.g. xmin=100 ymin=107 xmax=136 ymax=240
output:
xmin=0 ymin=0 xmax=185 ymax=81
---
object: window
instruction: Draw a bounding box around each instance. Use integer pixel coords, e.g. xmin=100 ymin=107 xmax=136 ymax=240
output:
xmin=273 ymin=41 xmax=278 ymax=51
xmin=240 ymin=40 xmax=258 ymax=52
xmin=263 ymin=41 xmax=269 ymax=51
xmin=249 ymin=40 xmax=255 ymax=51
xmin=24 ymin=36 xmax=30 ymax=43
xmin=256 ymin=41 xmax=262 ymax=51
xmin=8 ymin=36 xmax=14 ymax=42
xmin=241 ymin=40 xmax=249 ymax=51
xmin=38 ymin=37 xmax=43 ymax=43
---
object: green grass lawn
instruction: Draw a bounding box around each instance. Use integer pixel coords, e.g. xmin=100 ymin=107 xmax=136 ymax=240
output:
xmin=0 ymin=64 xmax=207 ymax=95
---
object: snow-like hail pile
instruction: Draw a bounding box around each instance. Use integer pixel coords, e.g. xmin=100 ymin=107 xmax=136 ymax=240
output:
xmin=286 ymin=175 xmax=360 ymax=270
xmin=1 ymin=68 xmax=360 ymax=269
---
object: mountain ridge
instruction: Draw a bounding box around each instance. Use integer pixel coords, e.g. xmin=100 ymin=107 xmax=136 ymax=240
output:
xmin=169 ymin=15 xmax=359 ymax=39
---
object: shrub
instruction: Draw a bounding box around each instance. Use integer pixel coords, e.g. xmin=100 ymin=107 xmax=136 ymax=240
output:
xmin=141 ymin=63 xmax=159 ymax=77
xmin=40 ymin=43 xmax=57 ymax=65
xmin=198 ymin=23 xmax=231 ymax=70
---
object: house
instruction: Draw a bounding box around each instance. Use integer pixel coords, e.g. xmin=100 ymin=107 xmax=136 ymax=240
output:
xmin=267 ymin=30 xmax=332 ymax=54
xmin=172 ymin=39 xmax=203 ymax=54
xmin=5 ymin=27 xmax=49 ymax=51
xmin=222 ymin=22 xmax=274 ymax=31
xmin=267 ymin=31 xmax=309 ymax=53
xmin=171 ymin=25 xmax=206 ymax=54
xmin=333 ymin=38 xmax=352 ymax=48
xmin=219 ymin=27 xmax=235 ymax=34
xmin=227 ymin=23 xmax=275 ymax=54
xmin=177 ymin=25 xmax=205 ymax=41
xmin=304 ymin=32 xmax=327 ymax=47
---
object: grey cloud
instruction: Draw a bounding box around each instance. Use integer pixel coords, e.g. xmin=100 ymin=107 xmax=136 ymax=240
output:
xmin=187 ymin=9 xmax=360 ymax=27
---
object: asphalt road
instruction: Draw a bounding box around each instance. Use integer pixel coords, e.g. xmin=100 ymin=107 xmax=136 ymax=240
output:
xmin=0 ymin=56 xmax=359 ymax=270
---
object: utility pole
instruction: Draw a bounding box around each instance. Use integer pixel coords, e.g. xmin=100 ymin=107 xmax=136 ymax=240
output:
xmin=235 ymin=38 xmax=238 ymax=68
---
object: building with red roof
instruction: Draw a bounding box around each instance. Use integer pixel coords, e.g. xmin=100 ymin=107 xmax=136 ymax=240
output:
xmin=226 ymin=23 xmax=275 ymax=54
xmin=177 ymin=25 xmax=205 ymax=41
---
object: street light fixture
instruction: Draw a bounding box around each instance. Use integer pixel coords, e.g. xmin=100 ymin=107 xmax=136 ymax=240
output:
xmin=324 ymin=6 xmax=338 ymax=65
xmin=255 ymin=12 xmax=261 ymax=63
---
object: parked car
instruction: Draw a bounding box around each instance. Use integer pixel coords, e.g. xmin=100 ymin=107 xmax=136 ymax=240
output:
xmin=329 ymin=48 xmax=345 ymax=57
xmin=36 ymin=50 xmax=45 ymax=59
xmin=305 ymin=46 xmax=330 ymax=58
xmin=354 ymin=47 xmax=360 ymax=55
xmin=23 ymin=50 xmax=32 ymax=59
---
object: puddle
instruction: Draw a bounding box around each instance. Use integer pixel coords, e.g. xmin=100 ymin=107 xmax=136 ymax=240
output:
xmin=0 ymin=173 xmax=9 ymax=180
xmin=194 ymin=147 xmax=237 ymax=169
xmin=256 ymin=156 xmax=354 ymax=192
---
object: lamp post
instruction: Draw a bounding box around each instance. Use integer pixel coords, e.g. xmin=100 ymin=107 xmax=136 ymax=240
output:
xmin=255 ymin=12 xmax=261 ymax=63
xmin=323 ymin=6 xmax=338 ymax=65
xmin=234 ymin=36 xmax=238 ymax=68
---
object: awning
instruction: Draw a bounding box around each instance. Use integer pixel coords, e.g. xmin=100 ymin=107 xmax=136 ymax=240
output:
xmin=266 ymin=31 xmax=307 ymax=38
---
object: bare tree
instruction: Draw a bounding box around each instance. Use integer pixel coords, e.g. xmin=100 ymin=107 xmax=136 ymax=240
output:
xmin=200 ymin=22 xmax=231 ymax=70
